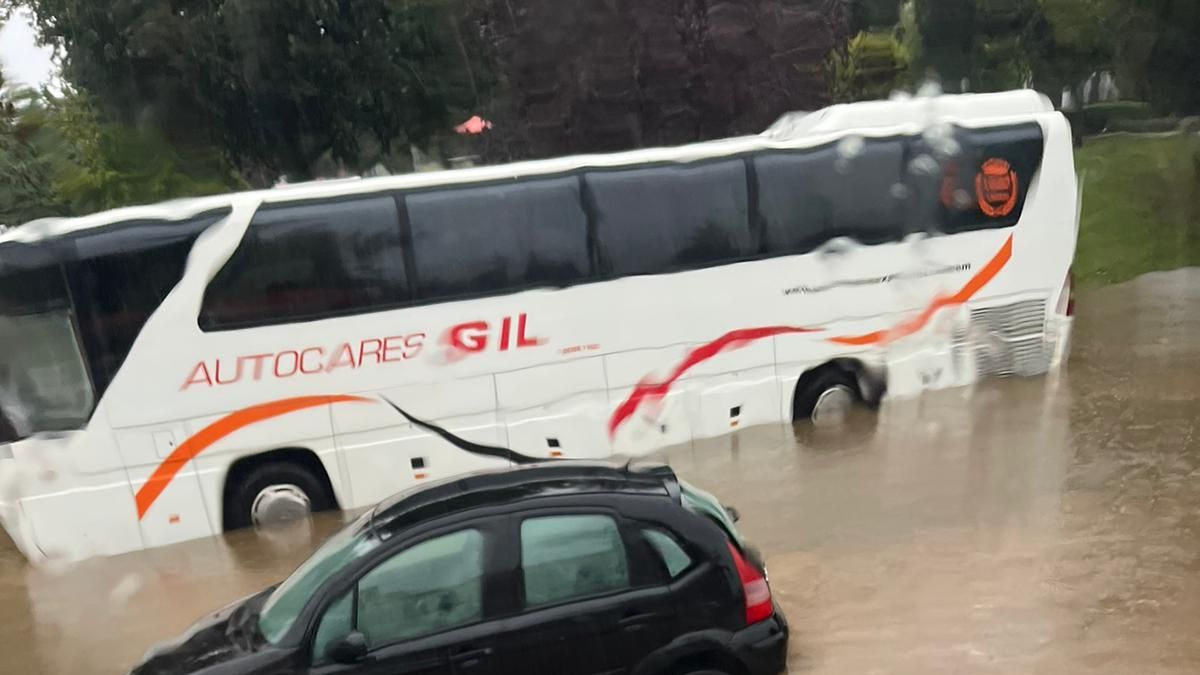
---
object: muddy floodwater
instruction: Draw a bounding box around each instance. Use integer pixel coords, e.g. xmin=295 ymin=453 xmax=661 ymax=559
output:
xmin=3 ymin=269 xmax=1200 ymax=675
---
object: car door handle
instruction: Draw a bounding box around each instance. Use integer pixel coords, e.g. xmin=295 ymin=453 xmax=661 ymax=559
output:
xmin=619 ymin=611 xmax=668 ymax=628
xmin=450 ymin=647 xmax=494 ymax=668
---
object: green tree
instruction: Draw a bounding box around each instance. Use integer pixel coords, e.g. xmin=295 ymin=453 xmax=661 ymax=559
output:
xmin=912 ymin=0 xmax=976 ymax=87
xmin=1037 ymin=0 xmax=1200 ymax=113
xmin=850 ymin=0 xmax=903 ymax=32
xmin=48 ymin=92 xmax=238 ymax=215
xmin=829 ymin=31 xmax=912 ymax=102
xmin=3 ymin=0 xmax=487 ymax=183
xmin=0 ymin=68 xmax=63 ymax=225
xmin=972 ymin=0 xmax=1048 ymax=91
xmin=1 ymin=65 xmax=240 ymax=224
xmin=1110 ymin=0 xmax=1200 ymax=113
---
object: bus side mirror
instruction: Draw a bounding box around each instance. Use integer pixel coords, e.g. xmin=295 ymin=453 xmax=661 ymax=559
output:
xmin=328 ymin=631 xmax=369 ymax=664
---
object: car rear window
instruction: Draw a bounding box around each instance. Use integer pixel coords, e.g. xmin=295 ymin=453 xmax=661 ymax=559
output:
xmin=642 ymin=528 xmax=693 ymax=578
xmin=679 ymin=480 xmax=744 ymax=546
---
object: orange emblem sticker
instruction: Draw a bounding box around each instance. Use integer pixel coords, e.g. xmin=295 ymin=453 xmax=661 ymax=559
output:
xmin=975 ymin=158 xmax=1018 ymax=217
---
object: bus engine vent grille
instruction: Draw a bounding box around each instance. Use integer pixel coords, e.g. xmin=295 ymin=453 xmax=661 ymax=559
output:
xmin=968 ymin=299 xmax=1050 ymax=378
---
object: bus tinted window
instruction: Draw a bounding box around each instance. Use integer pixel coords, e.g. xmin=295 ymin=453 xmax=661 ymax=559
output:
xmin=69 ymin=213 xmax=225 ymax=396
xmin=406 ymin=177 xmax=590 ymax=302
xmin=200 ymin=196 xmax=408 ymax=330
xmin=756 ymin=138 xmax=907 ymax=254
xmin=0 ymin=253 xmax=92 ymax=438
xmin=930 ymin=123 xmax=1045 ymax=234
xmin=588 ymin=160 xmax=752 ymax=276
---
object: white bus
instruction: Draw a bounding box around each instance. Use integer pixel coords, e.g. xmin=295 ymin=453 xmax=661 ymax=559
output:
xmin=0 ymin=91 xmax=1077 ymax=563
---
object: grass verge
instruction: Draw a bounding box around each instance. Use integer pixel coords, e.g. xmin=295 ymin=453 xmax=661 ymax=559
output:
xmin=1074 ymin=133 xmax=1200 ymax=288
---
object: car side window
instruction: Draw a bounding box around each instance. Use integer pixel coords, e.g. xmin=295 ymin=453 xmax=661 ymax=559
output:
xmin=358 ymin=529 xmax=485 ymax=647
xmin=312 ymin=591 xmax=353 ymax=662
xmin=521 ymin=514 xmax=630 ymax=607
xmin=641 ymin=528 xmax=693 ymax=579
xmin=312 ymin=528 xmax=485 ymax=660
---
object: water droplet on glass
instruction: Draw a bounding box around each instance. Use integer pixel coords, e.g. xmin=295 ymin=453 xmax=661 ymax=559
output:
xmin=922 ymin=122 xmax=961 ymax=157
xmin=908 ymin=154 xmax=939 ymax=177
xmin=917 ymin=79 xmax=943 ymax=98
xmin=109 ymin=573 xmax=144 ymax=608
xmin=40 ymin=551 xmax=74 ymax=577
xmin=817 ymin=236 xmax=857 ymax=261
xmin=890 ymin=183 xmax=911 ymax=200
xmin=952 ymin=188 xmax=973 ymax=209
xmin=837 ymin=134 xmax=865 ymax=159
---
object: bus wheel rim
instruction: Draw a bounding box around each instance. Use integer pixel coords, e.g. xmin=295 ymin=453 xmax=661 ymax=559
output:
xmin=250 ymin=484 xmax=311 ymax=527
xmin=812 ymin=385 xmax=854 ymax=427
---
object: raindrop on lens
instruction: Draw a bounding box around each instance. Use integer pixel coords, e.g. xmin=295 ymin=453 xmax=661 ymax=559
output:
xmin=922 ymin=122 xmax=961 ymax=157
xmin=917 ymin=79 xmax=943 ymax=98
xmin=837 ymin=134 xmax=865 ymax=159
xmin=953 ymin=189 xmax=973 ymax=209
xmin=908 ymin=154 xmax=939 ymax=177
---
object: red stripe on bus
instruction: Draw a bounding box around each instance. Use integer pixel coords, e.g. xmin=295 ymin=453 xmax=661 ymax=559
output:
xmin=828 ymin=234 xmax=1014 ymax=346
xmin=608 ymin=325 xmax=821 ymax=438
xmin=135 ymin=395 xmax=372 ymax=520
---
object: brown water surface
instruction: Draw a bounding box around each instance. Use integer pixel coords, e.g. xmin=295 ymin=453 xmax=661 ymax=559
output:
xmin=3 ymin=269 xmax=1199 ymax=674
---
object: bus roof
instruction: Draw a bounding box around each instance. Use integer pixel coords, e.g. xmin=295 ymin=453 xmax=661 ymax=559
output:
xmin=3 ymin=90 xmax=1056 ymax=246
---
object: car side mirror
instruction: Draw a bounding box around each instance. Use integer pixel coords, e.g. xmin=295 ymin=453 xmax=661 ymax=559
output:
xmin=328 ymin=631 xmax=369 ymax=664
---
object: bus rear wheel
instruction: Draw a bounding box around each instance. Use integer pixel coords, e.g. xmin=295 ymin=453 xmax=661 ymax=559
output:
xmin=225 ymin=460 xmax=335 ymax=531
xmin=792 ymin=367 xmax=863 ymax=427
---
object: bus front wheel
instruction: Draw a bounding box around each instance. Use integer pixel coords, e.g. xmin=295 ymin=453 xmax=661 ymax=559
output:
xmin=224 ymin=458 xmax=336 ymax=531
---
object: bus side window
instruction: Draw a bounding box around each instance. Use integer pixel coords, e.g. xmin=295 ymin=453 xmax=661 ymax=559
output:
xmin=404 ymin=177 xmax=591 ymax=303
xmin=587 ymin=160 xmax=753 ymax=278
xmin=756 ymin=137 xmax=907 ymax=256
xmin=199 ymin=196 xmax=409 ymax=330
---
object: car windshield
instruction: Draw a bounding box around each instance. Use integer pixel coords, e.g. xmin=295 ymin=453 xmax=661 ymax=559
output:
xmin=0 ymin=261 xmax=94 ymax=441
xmin=257 ymin=513 xmax=379 ymax=644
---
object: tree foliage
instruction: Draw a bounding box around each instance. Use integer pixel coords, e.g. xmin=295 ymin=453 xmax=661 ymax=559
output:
xmin=829 ymin=30 xmax=911 ymax=103
xmin=1 ymin=69 xmax=64 ymax=225
xmin=4 ymin=0 xmax=486 ymax=182
xmin=1 ymin=66 xmax=239 ymax=226
xmin=902 ymin=0 xmax=1200 ymax=112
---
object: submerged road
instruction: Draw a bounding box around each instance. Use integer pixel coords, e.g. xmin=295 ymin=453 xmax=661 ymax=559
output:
xmin=2 ymin=269 xmax=1199 ymax=674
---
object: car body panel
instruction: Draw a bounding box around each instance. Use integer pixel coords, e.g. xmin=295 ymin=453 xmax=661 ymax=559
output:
xmin=129 ymin=462 xmax=787 ymax=675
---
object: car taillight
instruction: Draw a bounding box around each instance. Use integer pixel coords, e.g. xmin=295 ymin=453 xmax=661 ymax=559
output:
xmin=1066 ymin=269 xmax=1075 ymax=317
xmin=1057 ymin=267 xmax=1075 ymax=317
xmin=727 ymin=541 xmax=773 ymax=625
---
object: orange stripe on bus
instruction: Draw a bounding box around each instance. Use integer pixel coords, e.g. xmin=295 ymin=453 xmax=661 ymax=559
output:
xmin=135 ymin=394 xmax=373 ymax=520
xmin=828 ymin=235 xmax=1014 ymax=346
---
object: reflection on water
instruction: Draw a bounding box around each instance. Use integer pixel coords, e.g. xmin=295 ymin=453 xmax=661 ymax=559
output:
xmin=3 ymin=269 xmax=1200 ymax=674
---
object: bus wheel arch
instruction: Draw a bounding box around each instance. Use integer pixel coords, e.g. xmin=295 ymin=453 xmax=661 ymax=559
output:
xmin=791 ymin=358 xmax=887 ymax=424
xmin=221 ymin=448 xmax=338 ymax=532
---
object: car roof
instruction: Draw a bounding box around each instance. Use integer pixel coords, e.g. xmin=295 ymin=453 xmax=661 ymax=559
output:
xmin=368 ymin=460 xmax=680 ymax=538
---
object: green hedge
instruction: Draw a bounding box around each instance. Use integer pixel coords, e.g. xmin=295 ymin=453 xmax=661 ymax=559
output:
xmin=1068 ymin=101 xmax=1154 ymax=136
xmin=1106 ymin=117 xmax=1183 ymax=133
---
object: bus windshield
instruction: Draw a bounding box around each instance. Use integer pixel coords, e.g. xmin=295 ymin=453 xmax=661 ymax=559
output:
xmin=0 ymin=260 xmax=94 ymax=442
